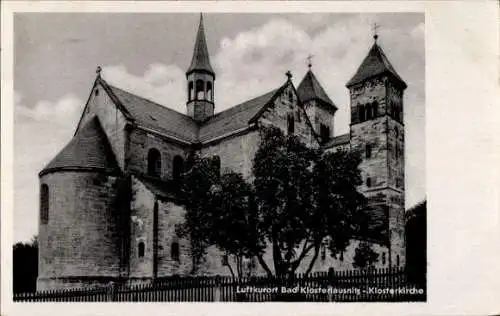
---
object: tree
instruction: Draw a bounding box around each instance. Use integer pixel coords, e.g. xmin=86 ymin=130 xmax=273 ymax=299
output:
xmin=177 ymin=126 xmax=365 ymax=279
xmin=13 ymin=236 xmax=38 ymax=293
xmin=252 ymin=126 xmax=365 ymax=278
xmin=353 ymin=241 xmax=379 ymax=269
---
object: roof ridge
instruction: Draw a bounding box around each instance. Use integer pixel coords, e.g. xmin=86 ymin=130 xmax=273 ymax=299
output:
xmin=105 ymin=82 xmax=195 ymax=122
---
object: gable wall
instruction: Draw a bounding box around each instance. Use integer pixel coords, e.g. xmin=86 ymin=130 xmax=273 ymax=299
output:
xmin=76 ymin=84 xmax=128 ymax=170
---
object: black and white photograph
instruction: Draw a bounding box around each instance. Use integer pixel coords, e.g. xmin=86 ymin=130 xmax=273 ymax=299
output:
xmin=2 ymin=1 xmax=499 ymax=314
xmin=11 ymin=10 xmax=426 ymax=302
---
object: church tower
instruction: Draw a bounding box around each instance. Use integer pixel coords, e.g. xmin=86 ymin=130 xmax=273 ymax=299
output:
xmin=346 ymin=34 xmax=407 ymax=267
xmin=186 ymin=13 xmax=215 ymax=123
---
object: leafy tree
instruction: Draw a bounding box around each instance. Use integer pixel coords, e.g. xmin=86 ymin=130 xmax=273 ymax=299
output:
xmin=177 ymin=126 xmax=365 ymax=279
xmin=252 ymin=126 xmax=365 ymax=278
xmin=13 ymin=236 xmax=38 ymax=293
xmin=353 ymin=241 xmax=379 ymax=269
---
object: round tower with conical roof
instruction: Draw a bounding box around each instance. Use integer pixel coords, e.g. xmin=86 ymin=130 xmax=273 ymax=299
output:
xmin=37 ymin=116 xmax=128 ymax=290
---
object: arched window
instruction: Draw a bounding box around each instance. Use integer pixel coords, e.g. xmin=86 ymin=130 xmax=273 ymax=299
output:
xmin=188 ymin=81 xmax=194 ymax=101
xmin=372 ymin=101 xmax=379 ymax=117
xmin=138 ymin=242 xmax=145 ymax=258
xmin=40 ymin=184 xmax=49 ymax=224
xmin=366 ymin=105 xmax=372 ymax=120
xmin=147 ymin=148 xmax=162 ymax=177
xmin=172 ymin=155 xmax=184 ymax=181
xmin=366 ymin=177 xmax=372 ymax=187
xmin=171 ymin=242 xmax=180 ymax=261
xmin=359 ymin=104 xmax=365 ymax=122
xmin=195 ymin=80 xmax=204 ymax=100
xmin=206 ymin=81 xmax=213 ymax=102
xmin=320 ymin=124 xmax=330 ymax=142
xmin=287 ymin=113 xmax=295 ymax=135
xmin=366 ymin=144 xmax=372 ymax=159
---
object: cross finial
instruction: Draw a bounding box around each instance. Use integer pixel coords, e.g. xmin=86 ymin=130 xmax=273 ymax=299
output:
xmin=372 ymin=23 xmax=380 ymax=41
xmin=285 ymin=70 xmax=293 ymax=81
xmin=307 ymin=54 xmax=314 ymax=69
xmin=96 ymin=66 xmax=102 ymax=77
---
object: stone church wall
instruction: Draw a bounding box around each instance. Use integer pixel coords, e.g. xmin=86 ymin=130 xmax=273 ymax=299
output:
xmin=37 ymin=171 xmax=125 ymax=290
xmin=76 ymin=84 xmax=128 ymax=170
xmin=127 ymin=129 xmax=190 ymax=181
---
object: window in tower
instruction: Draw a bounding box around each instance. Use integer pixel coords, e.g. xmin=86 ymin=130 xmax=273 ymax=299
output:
xmin=147 ymin=148 xmax=162 ymax=177
xmin=287 ymin=113 xmax=295 ymax=134
xmin=40 ymin=184 xmax=49 ymax=224
xmin=138 ymin=242 xmax=145 ymax=258
xmin=206 ymin=81 xmax=213 ymax=102
xmin=366 ymin=105 xmax=372 ymax=120
xmin=366 ymin=177 xmax=372 ymax=187
xmin=339 ymin=251 xmax=344 ymax=261
xmin=188 ymin=81 xmax=194 ymax=101
xmin=382 ymin=252 xmax=386 ymax=265
xmin=366 ymin=144 xmax=372 ymax=159
xmin=372 ymin=101 xmax=379 ymax=117
xmin=320 ymin=124 xmax=330 ymax=142
xmin=195 ymin=79 xmax=204 ymax=100
xmin=359 ymin=104 xmax=365 ymax=122
xmin=288 ymin=90 xmax=293 ymax=105
xmin=172 ymin=155 xmax=184 ymax=181
xmin=171 ymin=242 xmax=180 ymax=261
xmin=396 ymin=254 xmax=400 ymax=267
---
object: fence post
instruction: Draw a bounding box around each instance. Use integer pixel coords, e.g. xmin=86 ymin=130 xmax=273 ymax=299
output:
xmin=106 ymin=281 xmax=117 ymax=302
xmin=213 ymin=276 xmax=222 ymax=302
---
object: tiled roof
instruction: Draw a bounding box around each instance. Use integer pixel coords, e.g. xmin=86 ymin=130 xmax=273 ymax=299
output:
xmin=104 ymin=82 xmax=199 ymax=143
xmin=346 ymin=42 xmax=406 ymax=88
xmin=40 ymin=116 xmax=120 ymax=176
xmin=198 ymin=87 xmax=282 ymax=142
xmin=297 ymin=70 xmax=337 ymax=111
xmin=322 ymin=133 xmax=350 ymax=149
xmin=186 ymin=14 xmax=215 ymax=76
xmin=99 ymin=77 xmax=285 ymax=144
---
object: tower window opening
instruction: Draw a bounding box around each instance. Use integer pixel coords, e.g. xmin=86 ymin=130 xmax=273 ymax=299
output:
xmin=138 ymin=242 xmax=145 ymax=258
xmin=206 ymin=82 xmax=213 ymax=102
xmin=366 ymin=177 xmax=372 ymax=187
xmin=188 ymin=81 xmax=194 ymax=101
xmin=366 ymin=144 xmax=372 ymax=159
xmin=372 ymin=101 xmax=379 ymax=117
xmin=382 ymin=252 xmax=386 ymax=265
xmin=339 ymin=251 xmax=344 ymax=261
xmin=320 ymin=124 xmax=330 ymax=142
xmin=40 ymin=184 xmax=49 ymax=224
xmin=396 ymin=254 xmax=400 ymax=267
xmin=195 ymin=79 xmax=204 ymax=100
xmin=287 ymin=113 xmax=295 ymax=134
xmin=172 ymin=155 xmax=184 ymax=181
xmin=366 ymin=105 xmax=372 ymax=120
xmin=359 ymin=105 xmax=365 ymax=122
xmin=171 ymin=242 xmax=180 ymax=261
xmin=147 ymin=148 xmax=162 ymax=177
xmin=288 ymin=90 xmax=293 ymax=104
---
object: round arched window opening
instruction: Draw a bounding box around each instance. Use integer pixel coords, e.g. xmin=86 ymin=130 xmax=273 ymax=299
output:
xmin=147 ymin=148 xmax=162 ymax=177
xmin=138 ymin=242 xmax=145 ymax=258
xmin=171 ymin=242 xmax=180 ymax=261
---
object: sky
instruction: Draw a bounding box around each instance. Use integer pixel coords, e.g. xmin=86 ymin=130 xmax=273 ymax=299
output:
xmin=14 ymin=12 xmax=425 ymax=242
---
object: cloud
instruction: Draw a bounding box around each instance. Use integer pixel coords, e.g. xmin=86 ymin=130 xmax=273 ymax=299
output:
xmin=14 ymin=92 xmax=84 ymax=242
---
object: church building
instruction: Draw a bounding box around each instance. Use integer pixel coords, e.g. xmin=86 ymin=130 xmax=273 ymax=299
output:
xmin=37 ymin=15 xmax=407 ymax=290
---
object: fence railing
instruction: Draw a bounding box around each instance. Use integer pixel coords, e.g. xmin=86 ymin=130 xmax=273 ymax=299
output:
xmin=13 ymin=267 xmax=426 ymax=302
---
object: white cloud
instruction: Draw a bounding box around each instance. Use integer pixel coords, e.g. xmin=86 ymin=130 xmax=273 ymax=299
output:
xmin=14 ymin=92 xmax=84 ymax=242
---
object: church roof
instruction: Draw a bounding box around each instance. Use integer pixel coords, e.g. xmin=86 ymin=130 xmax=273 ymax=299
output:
xmin=186 ymin=14 xmax=215 ymax=77
xmin=198 ymin=86 xmax=284 ymax=142
xmin=104 ymin=82 xmax=199 ymax=143
xmin=322 ymin=133 xmax=350 ymax=149
xmin=346 ymin=42 xmax=406 ymax=89
xmin=297 ymin=70 xmax=337 ymax=111
xmin=40 ymin=116 xmax=120 ymax=176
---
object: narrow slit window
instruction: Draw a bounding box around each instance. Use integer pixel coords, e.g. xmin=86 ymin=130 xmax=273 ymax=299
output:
xmin=287 ymin=113 xmax=295 ymax=135
xmin=138 ymin=242 xmax=145 ymax=258
xmin=171 ymin=242 xmax=180 ymax=261
xmin=40 ymin=184 xmax=49 ymax=224
xmin=366 ymin=144 xmax=372 ymax=159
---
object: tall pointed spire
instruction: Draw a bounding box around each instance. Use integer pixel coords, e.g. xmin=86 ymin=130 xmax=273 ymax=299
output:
xmin=186 ymin=13 xmax=215 ymax=78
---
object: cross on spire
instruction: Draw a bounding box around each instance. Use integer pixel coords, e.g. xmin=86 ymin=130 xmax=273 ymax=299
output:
xmin=96 ymin=66 xmax=102 ymax=78
xmin=372 ymin=23 xmax=380 ymax=41
xmin=307 ymin=54 xmax=314 ymax=69
xmin=285 ymin=70 xmax=293 ymax=81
